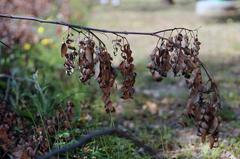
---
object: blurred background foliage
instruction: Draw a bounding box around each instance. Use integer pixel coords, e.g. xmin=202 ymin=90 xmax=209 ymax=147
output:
xmin=0 ymin=0 xmax=94 ymax=116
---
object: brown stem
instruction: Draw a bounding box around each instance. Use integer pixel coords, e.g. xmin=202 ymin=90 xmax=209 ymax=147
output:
xmin=0 ymin=14 xmax=197 ymax=39
xmin=0 ymin=40 xmax=10 ymax=48
xmin=37 ymin=128 xmax=162 ymax=159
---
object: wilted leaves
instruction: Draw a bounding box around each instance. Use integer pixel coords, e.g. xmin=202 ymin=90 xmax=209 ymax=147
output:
xmin=61 ymin=31 xmax=137 ymax=112
xmin=60 ymin=29 xmax=221 ymax=148
xmin=147 ymin=46 xmax=171 ymax=81
xmin=96 ymin=47 xmax=116 ymax=112
xmin=0 ymin=101 xmax=75 ymax=158
xmin=147 ymin=33 xmax=221 ymax=148
xmin=118 ymin=43 xmax=136 ymax=99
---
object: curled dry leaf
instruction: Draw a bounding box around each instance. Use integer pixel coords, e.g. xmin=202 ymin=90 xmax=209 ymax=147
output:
xmin=61 ymin=42 xmax=67 ymax=57
xmin=147 ymin=46 xmax=171 ymax=81
xmin=78 ymin=38 xmax=96 ymax=83
xmin=118 ymin=43 xmax=136 ymax=99
xmin=62 ymin=33 xmax=77 ymax=76
xmin=96 ymin=47 xmax=116 ymax=113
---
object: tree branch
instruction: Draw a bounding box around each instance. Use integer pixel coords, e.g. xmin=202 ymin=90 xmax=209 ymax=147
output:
xmin=37 ymin=128 xmax=163 ymax=159
xmin=0 ymin=40 xmax=10 ymax=48
xmin=0 ymin=14 xmax=197 ymax=38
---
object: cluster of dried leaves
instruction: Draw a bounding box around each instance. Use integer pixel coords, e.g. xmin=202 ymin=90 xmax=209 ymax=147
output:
xmin=0 ymin=0 xmax=69 ymax=46
xmin=118 ymin=43 xmax=136 ymax=99
xmin=61 ymin=31 xmax=136 ymax=113
xmin=147 ymin=33 xmax=221 ymax=148
xmin=61 ymin=29 xmax=220 ymax=148
xmin=0 ymin=101 xmax=75 ymax=158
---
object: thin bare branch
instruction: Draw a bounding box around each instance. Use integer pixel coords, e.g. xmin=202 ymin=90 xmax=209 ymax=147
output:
xmin=0 ymin=14 xmax=197 ymax=38
xmin=37 ymin=128 xmax=162 ymax=159
xmin=0 ymin=40 xmax=10 ymax=48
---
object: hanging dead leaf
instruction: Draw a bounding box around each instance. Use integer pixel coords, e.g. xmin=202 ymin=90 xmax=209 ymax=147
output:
xmin=61 ymin=42 xmax=67 ymax=57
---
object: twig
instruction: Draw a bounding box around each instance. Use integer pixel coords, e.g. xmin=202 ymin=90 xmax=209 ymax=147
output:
xmin=199 ymin=60 xmax=213 ymax=82
xmin=0 ymin=14 xmax=197 ymax=38
xmin=0 ymin=40 xmax=10 ymax=48
xmin=88 ymin=30 xmax=106 ymax=47
xmin=37 ymin=128 xmax=162 ymax=159
xmin=70 ymin=27 xmax=106 ymax=47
